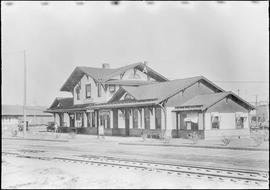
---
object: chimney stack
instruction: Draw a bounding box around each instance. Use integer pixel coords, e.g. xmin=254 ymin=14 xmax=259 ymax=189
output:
xmin=102 ymin=63 xmax=110 ymax=69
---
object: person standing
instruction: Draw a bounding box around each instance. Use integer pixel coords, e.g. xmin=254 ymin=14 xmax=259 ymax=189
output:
xmin=98 ymin=123 xmax=105 ymax=139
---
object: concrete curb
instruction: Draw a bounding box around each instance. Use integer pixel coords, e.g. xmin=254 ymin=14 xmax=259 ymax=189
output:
xmin=119 ymin=142 xmax=269 ymax=152
xmin=3 ymin=137 xmax=69 ymax=142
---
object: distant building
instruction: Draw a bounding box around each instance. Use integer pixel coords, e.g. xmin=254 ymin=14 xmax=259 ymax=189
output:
xmin=249 ymin=102 xmax=269 ymax=129
xmin=46 ymin=62 xmax=255 ymax=140
xmin=1 ymin=105 xmax=54 ymax=129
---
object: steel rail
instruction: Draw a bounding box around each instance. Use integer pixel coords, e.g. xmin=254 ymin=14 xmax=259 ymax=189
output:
xmin=2 ymin=151 xmax=269 ymax=186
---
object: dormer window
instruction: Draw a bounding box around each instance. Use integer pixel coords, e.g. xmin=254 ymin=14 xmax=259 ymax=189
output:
xmin=75 ymin=84 xmax=81 ymax=100
xmin=85 ymin=84 xmax=91 ymax=98
xmin=109 ymin=85 xmax=116 ymax=93
xmin=98 ymin=83 xmax=102 ymax=97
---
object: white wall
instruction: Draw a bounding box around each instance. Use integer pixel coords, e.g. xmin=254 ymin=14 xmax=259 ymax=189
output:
xmin=73 ymin=75 xmax=120 ymax=105
xmin=198 ymin=113 xmax=204 ymax=130
xmin=55 ymin=114 xmax=60 ymax=126
xmin=150 ymin=108 xmax=155 ymax=129
xmin=204 ymin=112 xmax=250 ymax=140
xmin=205 ymin=112 xmax=249 ymax=130
xmin=166 ymin=107 xmax=174 ymax=130
xmin=63 ymin=113 xmax=70 ymax=127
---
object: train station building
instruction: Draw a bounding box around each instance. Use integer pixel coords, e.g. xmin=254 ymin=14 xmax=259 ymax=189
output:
xmin=46 ymin=62 xmax=254 ymax=140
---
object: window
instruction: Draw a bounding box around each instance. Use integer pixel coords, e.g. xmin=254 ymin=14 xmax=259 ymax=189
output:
xmin=235 ymin=113 xmax=246 ymax=129
xmin=235 ymin=117 xmax=244 ymax=129
xmin=109 ymin=85 xmax=116 ymax=93
xmin=186 ymin=121 xmax=192 ymax=130
xmin=85 ymin=84 xmax=91 ymax=98
xmin=75 ymin=85 xmax=81 ymax=100
xmin=184 ymin=113 xmax=199 ymax=130
xmin=98 ymin=84 xmax=102 ymax=97
xmin=211 ymin=115 xmax=220 ymax=129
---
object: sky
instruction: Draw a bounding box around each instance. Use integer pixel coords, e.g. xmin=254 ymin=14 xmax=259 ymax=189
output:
xmin=1 ymin=1 xmax=269 ymax=107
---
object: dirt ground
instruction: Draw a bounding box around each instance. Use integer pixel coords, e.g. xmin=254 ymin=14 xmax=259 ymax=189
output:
xmin=2 ymin=155 xmax=266 ymax=189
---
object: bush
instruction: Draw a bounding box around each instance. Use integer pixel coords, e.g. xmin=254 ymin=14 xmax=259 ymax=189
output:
xmin=69 ymin=131 xmax=76 ymax=139
xmin=221 ymin=136 xmax=231 ymax=146
xmin=263 ymin=130 xmax=269 ymax=141
xmin=11 ymin=130 xmax=18 ymax=137
xmin=251 ymin=134 xmax=264 ymax=147
xmin=188 ymin=132 xmax=200 ymax=144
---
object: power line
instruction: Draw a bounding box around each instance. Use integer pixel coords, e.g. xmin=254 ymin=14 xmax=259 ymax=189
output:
xmin=213 ymin=81 xmax=269 ymax=83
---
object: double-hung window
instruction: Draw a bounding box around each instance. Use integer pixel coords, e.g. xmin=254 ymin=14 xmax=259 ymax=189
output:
xmin=85 ymin=84 xmax=91 ymax=99
xmin=98 ymin=84 xmax=102 ymax=97
xmin=211 ymin=113 xmax=220 ymax=129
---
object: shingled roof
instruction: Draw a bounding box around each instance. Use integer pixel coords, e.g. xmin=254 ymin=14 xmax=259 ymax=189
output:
xmin=175 ymin=92 xmax=255 ymax=111
xmin=60 ymin=62 xmax=168 ymax=92
xmin=111 ymin=76 xmax=225 ymax=104
xmin=46 ymin=97 xmax=94 ymax=112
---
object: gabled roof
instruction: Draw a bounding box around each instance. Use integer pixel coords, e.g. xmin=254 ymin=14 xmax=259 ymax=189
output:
xmin=60 ymin=62 xmax=168 ymax=92
xmin=48 ymin=97 xmax=74 ymax=110
xmin=104 ymin=79 xmax=157 ymax=86
xmin=175 ymin=92 xmax=255 ymax=111
xmin=60 ymin=67 xmax=115 ymax=92
xmin=47 ymin=97 xmax=95 ymax=112
xmin=113 ymin=76 xmax=224 ymax=104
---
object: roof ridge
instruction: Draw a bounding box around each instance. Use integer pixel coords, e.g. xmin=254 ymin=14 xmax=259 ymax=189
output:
xmin=102 ymin=62 xmax=143 ymax=81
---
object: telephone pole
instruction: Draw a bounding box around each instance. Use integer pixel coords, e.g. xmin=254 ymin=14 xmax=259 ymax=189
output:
xmin=255 ymin=94 xmax=258 ymax=129
xmin=23 ymin=50 xmax=27 ymax=137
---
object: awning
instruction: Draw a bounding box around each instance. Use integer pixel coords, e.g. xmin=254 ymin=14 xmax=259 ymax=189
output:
xmin=184 ymin=113 xmax=198 ymax=123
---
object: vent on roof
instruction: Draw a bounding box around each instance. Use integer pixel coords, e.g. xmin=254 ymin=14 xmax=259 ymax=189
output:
xmin=102 ymin=63 xmax=110 ymax=69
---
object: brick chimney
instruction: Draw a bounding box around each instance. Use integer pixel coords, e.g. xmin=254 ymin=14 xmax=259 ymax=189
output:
xmin=102 ymin=63 xmax=110 ymax=69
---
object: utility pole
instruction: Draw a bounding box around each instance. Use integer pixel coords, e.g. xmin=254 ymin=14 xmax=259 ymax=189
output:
xmin=255 ymin=95 xmax=258 ymax=129
xmin=23 ymin=50 xmax=27 ymax=137
xmin=237 ymin=89 xmax=240 ymax=96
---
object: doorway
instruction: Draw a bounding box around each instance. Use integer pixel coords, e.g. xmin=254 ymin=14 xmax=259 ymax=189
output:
xmin=69 ymin=113 xmax=75 ymax=128
xmin=125 ymin=110 xmax=130 ymax=136
xmin=144 ymin=108 xmax=150 ymax=130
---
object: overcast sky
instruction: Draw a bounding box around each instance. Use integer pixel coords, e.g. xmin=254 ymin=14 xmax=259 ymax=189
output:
xmin=1 ymin=1 xmax=269 ymax=107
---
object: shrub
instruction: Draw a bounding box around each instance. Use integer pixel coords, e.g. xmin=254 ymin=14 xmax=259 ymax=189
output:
xmin=187 ymin=132 xmax=199 ymax=144
xmin=251 ymin=134 xmax=264 ymax=147
xmin=11 ymin=130 xmax=18 ymax=137
xmin=69 ymin=131 xmax=76 ymax=139
xmin=263 ymin=130 xmax=269 ymax=141
xmin=221 ymin=136 xmax=231 ymax=146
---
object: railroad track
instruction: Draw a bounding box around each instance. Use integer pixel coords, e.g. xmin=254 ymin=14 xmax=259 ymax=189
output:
xmin=2 ymin=151 xmax=269 ymax=187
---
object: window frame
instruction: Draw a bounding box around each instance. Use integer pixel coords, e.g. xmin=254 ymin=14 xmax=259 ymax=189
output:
xmin=211 ymin=115 xmax=220 ymax=129
xmin=85 ymin=84 xmax=91 ymax=99
xmin=98 ymin=83 xmax=102 ymax=97
xmin=75 ymin=85 xmax=80 ymax=100
xmin=109 ymin=85 xmax=116 ymax=93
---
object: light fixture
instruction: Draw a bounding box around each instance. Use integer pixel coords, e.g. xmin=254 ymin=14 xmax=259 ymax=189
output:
xmin=111 ymin=1 xmax=120 ymax=5
xmin=76 ymin=1 xmax=84 ymax=6
xmin=5 ymin=1 xmax=13 ymax=6
xmin=41 ymin=1 xmax=49 ymax=6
